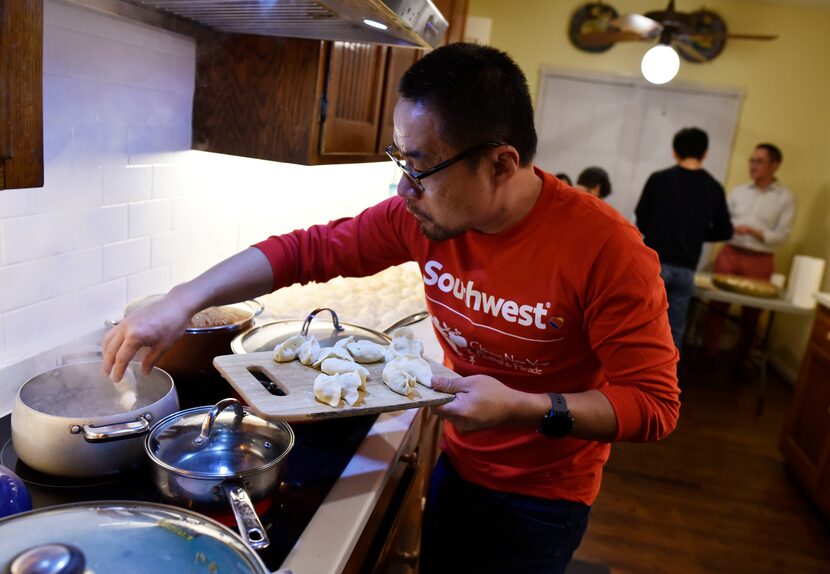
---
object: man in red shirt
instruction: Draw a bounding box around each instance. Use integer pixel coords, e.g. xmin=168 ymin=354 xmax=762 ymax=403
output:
xmin=103 ymin=43 xmax=680 ymax=573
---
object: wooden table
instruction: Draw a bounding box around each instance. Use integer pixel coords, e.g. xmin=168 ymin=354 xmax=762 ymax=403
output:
xmin=690 ymin=274 xmax=814 ymax=414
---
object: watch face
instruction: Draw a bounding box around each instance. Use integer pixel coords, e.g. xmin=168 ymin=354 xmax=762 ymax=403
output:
xmin=539 ymin=410 xmax=574 ymax=438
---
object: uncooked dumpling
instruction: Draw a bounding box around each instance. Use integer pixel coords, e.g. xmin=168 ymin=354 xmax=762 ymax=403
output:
xmin=298 ymin=335 xmax=321 ymax=366
xmin=333 ymin=336 xmax=355 ymax=349
xmin=387 ymin=356 xmax=433 ymax=388
xmin=273 ymin=334 xmax=306 ymax=363
xmin=312 ymin=346 xmax=352 ymax=368
xmin=346 ymin=340 xmax=385 ymax=363
xmin=385 ymin=327 xmax=424 ymax=361
xmin=320 ymin=358 xmax=369 ymax=388
xmin=382 ymin=362 xmax=416 ymax=396
xmin=338 ymin=371 xmax=363 ymax=406
xmin=313 ymin=373 xmax=342 ymax=407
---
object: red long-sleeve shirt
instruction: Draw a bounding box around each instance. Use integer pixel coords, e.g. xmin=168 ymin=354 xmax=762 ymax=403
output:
xmin=254 ymin=168 xmax=680 ymax=504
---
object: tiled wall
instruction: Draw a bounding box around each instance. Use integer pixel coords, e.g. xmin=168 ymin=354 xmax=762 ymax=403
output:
xmin=0 ymin=0 xmax=398 ymax=371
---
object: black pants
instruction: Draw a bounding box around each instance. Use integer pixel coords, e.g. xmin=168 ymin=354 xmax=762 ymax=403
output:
xmin=420 ymin=454 xmax=591 ymax=574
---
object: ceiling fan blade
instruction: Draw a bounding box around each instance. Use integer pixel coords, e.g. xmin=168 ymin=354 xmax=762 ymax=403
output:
xmin=609 ymin=13 xmax=662 ymax=36
xmin=574 ymin=31 xmax=651 ymax=47
xmin=685 ymin=32 xmax=778 ymax=42
xmin=674 ymin=39 xmax=708 ymax=63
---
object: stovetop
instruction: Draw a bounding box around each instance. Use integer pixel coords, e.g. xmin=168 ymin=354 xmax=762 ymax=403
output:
xmin=0 ymin=377 xmax=377 ymax=571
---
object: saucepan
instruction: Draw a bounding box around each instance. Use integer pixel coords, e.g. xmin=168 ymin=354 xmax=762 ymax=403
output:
xmin=144 ymin=398 xmax=295 ymax=550
xmin=11 ymin=360 xmax=179 ymax=477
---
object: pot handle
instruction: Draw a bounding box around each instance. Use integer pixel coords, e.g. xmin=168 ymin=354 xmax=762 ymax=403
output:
xmin=75 ymin=414 xmax=152 ymax=442
xmin=301 ymin=307 xmax=345 ymax=337
xmin=246 ymin=298 xmax=265 ymax=318
xmin=383 ymin=310 xmax=430 ymax=335
xmin=223 ymin=481 xmax=270 ymax=550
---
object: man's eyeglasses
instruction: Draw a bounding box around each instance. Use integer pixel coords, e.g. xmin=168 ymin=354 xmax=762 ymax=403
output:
xmin=386 ymin=141 xmax=504 ymax=192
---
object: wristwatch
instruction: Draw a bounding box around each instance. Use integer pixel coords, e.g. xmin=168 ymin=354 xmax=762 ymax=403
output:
xmin=537 ymin=393 xmax=574 ymax=438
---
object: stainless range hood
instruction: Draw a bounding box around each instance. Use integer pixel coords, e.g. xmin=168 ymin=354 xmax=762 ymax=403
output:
xmin=131 ymin=0 xmax=449 ymax=48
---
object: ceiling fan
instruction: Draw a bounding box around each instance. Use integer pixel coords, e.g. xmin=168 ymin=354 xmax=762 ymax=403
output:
xmin=569 ymin=1 xmax=778 ymax=62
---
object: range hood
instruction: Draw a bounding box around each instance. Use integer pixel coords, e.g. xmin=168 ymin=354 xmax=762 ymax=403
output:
xmin=130 ymin=0 xmax=449 ymax=48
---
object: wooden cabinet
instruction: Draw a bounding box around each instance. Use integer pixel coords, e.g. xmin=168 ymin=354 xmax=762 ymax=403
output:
xmin=192 ymin=36 xmax=422 ymax=165
xmin=343 ymin=408 xmax=442 ymax=574
xmin=192 ymin=2 xmax=466 ymax=165
xmin=0 ymin=0 xmax=44 ymax=190
xmin=780 ymin=304 xmax=830 ymax=518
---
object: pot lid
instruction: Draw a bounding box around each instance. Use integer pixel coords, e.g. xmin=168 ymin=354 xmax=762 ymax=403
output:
xmin=146 ymin=400 xmax=294 ymax=479
xmin=0 ymin=501 xmax=270 ymax=574
xmin=231 ymin=307 xmax=391 ymax=354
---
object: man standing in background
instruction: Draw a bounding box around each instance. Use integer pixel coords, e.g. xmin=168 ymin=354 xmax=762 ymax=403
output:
xmin=704 ymin=143 xmax=796 ymax=368
xmin=636 ymin=127 xmax=733 ymax=350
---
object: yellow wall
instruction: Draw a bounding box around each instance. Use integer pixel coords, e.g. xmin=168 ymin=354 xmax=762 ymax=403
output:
xmin=468 ymin=0 xmax=830 ymax=373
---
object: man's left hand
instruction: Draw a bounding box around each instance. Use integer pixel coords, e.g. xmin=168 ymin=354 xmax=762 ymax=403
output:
xmin=431 ymin=375 xmax=546 ymax=433
xmin=734 ymin=224 xmax=764 ymax=242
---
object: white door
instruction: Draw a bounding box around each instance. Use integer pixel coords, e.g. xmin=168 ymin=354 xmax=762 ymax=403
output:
xmin=535 ymin=69 xmax=743 ymax=267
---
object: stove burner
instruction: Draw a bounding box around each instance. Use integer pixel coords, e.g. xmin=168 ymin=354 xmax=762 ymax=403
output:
xmin=0 ymin=439 xmax=119 ymax=488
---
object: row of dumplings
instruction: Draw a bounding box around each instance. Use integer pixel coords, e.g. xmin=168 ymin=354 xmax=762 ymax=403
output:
xmin=271 ymin=327 xmax=433 ymax=407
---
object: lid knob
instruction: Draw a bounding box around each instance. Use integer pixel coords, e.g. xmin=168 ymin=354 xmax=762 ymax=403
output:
xmin=11 ymin=544 xmax=86 ymax=574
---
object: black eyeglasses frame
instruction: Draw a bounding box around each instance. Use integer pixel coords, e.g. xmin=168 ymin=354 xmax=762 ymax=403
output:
xmin=385 ymin=141 xmax=504 ymax=191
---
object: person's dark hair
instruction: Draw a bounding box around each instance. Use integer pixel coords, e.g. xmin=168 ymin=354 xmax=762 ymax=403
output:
xmin=556 ymin=172 xmax=572 ymax=185
xmin=399 ymin=42 xmax=537 ymax=166
xmin=756 ymin=143 xmax=782 ymax=164
xmin=673 ymin=127 xmax=708 ymax=160
xmin=577 ymin=167 xmax=611 ymax=199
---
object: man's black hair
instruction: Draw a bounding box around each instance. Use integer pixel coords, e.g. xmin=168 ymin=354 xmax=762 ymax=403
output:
xmin=673 ymin=127 xmax=708 ymax=160
xmin=399 ymin=42 xmax=537 ymax=166
xmin=577 ymin=167 xmax=612 ymax=199
xmin=756 ymin=143 xmax=783 ymax=164
xmin=556 ymin=172 xmax=572 ymax=185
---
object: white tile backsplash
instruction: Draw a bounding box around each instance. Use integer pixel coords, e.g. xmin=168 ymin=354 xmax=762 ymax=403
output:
xmin=0 ymin=0 xmax=397 ymax=382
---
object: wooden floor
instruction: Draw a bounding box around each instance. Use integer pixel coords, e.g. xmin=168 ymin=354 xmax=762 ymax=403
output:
xmin=573 ymin=352 xmax=830 ymax=574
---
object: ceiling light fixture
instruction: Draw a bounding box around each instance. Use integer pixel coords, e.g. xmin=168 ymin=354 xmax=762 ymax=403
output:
xmin=641 ymin=43 xmax=680 ymax=84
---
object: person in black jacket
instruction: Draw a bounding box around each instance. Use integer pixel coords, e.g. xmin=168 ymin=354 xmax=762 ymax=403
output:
xmin=635 ymin=127 xmax=733 ymax=350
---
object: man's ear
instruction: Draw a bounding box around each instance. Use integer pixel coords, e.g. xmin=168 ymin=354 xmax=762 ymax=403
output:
xmin=491 ymin=146 xmax=520 ymax=185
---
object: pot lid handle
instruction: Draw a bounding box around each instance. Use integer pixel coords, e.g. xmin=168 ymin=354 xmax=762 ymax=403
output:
xmin=193 ymin=398 xmax=245 ymax=446
xmin=300 ymin=307 xmax=345 ymax=337
xmin=11 ymin=543 xmax=86 ymax=574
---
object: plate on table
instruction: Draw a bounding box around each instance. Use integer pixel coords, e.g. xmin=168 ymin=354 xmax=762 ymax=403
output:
xmin=712 ymin=274 xmax=780 ymax=298
xmin=213 ymin=352 xmax=455 ymax=421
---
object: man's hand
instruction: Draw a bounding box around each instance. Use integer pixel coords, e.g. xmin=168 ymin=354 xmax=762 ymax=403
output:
xmin=101 ymin=291 xmax=194 ymax=382
xmin=431 ymin=375 xmax=549 ymax=433
xmin=734 ymin=224 xmax=764 ymax=242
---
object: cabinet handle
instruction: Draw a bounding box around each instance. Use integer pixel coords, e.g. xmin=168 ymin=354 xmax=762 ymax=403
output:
xmin=393 ymin=550 xmax=420 ymax=567
xmin=400 ymin=448 xmax=419 ymax=469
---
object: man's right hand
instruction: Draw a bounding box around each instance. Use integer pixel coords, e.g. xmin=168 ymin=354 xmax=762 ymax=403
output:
xmin=101 ymin=290 xmax=194 ymax=382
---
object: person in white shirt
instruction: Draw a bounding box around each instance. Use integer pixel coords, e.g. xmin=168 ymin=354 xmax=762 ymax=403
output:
xmin=704 ymin=143 xmax=796 ymax=368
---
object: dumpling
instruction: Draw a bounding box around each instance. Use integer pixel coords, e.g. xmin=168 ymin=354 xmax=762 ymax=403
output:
xmin=273 ymin=334 xmax=306 ymax=363
xmin=313 ymin=373 xmax=342 ymax=407
xmin=313 ymin=372 xmax=363 ymax=407
xmin=382 ymin=362 xmax=416 ymax=396
xmin=312 ymin=346 xmax=352 ymax=368
xmin=385 ymin=327 xmax=424 ymax=361
xmin=338 ymin=371 xmax=363 ymax=406
xmin=320 ymin=357 xmax=369 ymax=387
xmin=298 ymin=335 xmax=321 ymax=366
xmin=333 ymin=336 xmax=355 ymax=349
xmin=387 ymin=356 xmax=433 ymax=388
xmin=345 ymin=340 xmax=386 ymax=364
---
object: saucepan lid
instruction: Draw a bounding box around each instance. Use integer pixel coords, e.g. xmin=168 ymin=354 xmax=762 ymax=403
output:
xmin=230 ymin=307 xmax=429 ymax=354
xmin=0 ymin=501 xmax=270 ymax=574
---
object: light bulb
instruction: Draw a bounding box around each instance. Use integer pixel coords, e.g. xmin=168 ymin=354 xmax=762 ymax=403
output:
xmin=641 ymin=44 xmax=680 ymax=84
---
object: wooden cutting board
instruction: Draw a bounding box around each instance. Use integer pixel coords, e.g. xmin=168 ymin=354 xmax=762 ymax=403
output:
xmin=213 ymin=351 xmax=456 ymax=421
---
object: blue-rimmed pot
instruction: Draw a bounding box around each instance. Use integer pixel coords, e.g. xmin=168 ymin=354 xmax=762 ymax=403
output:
xmin=0 ymin=465 xmax=31 ymax=518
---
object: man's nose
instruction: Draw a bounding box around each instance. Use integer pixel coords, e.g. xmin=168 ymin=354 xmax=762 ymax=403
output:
xmin=396 ymin=175 xmax=422 ymax=200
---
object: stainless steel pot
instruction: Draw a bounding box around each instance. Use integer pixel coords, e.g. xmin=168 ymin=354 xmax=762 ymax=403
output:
xmin=11 ymin=360 xmax=179 ymax=477
xmin=230 ymin=307 xmax=429 ymax=353
xmin=117 ymin=295 xmax=264 ymax=379
xmin=145 ymin=398 xmax=295 ymax=550
xmin=0 ymin=501 xmax=271 ymax=574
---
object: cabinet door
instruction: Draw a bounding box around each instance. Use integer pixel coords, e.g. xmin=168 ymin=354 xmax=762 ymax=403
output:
xmin=432 ymin=0 xmax=468 ymax=44
xmin=320 ymin=42 xmax=387 ymax=156
xmin=1 ymin=0 xmax=43 ymax=190
xmin=376 ymin=47 xmax=422 ymax=154
xmin=780 ymin=342 xmax=830 ymax=492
